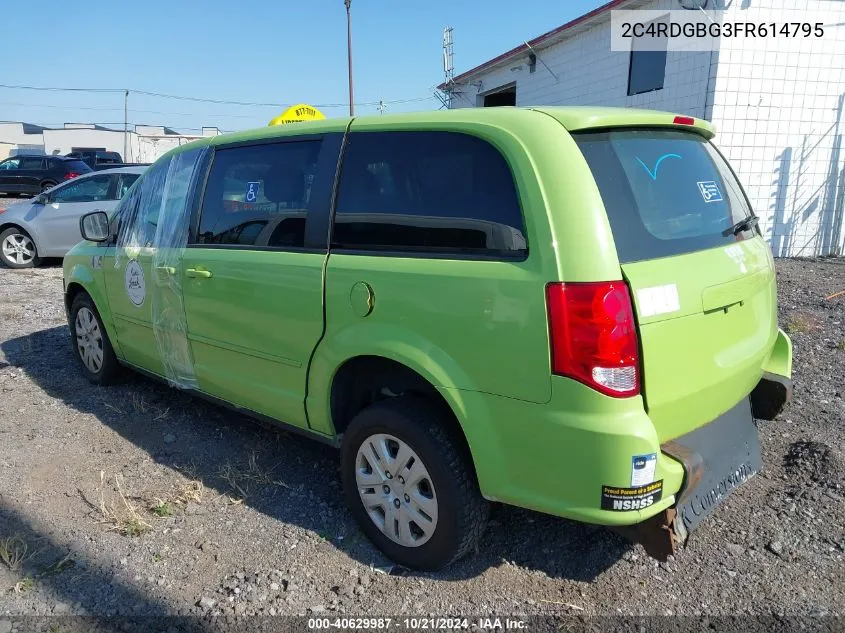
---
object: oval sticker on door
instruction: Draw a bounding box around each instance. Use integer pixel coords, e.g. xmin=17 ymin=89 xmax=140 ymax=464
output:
xmin=124 ymin=259 xmax=146 ymax=307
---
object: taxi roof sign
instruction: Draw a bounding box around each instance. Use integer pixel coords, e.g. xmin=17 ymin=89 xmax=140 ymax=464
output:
xmin=268 ymin=104 xmax=326 ymax=126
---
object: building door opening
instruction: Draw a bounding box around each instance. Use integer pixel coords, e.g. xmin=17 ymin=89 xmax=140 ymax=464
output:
xmin=482 ymin=85 xmax=516 ymax=107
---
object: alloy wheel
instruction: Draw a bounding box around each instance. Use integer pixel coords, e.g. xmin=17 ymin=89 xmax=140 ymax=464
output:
xmin=1 ymin=234 xmax=35 ymax=266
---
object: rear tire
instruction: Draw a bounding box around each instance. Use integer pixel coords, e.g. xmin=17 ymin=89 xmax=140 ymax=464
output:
xmin=69 ymin=292 xmax=120 ymax=385
xmin=341 ymin=396 xmax=488 ymax=571
xmin=0 ymin=227 xmax=40 ymax=269
xmin=40 ymin=181 xmax=57 ymax=192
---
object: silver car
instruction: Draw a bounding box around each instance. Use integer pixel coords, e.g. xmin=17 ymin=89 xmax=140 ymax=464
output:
xmin=0 ymin=166 xmax=145 ymax=268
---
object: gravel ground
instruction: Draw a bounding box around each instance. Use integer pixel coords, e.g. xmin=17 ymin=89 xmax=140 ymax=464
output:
xmin=0 ymin=258 xmax=843 ymax=619
xmin=0 ymin=195 xmax=14 ymax=211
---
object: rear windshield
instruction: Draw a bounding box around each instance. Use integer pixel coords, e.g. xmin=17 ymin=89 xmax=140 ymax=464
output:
xmin=63 ymin=160 xmax=93 ymax=173
xmin=97 ymin=152 xmax=122 ymax=163
xmin=574 ymin=129 xmax=754 ymax=263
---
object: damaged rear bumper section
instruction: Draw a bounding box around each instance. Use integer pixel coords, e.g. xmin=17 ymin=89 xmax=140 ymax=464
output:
xmin=612 ymin=397 xmax=765 ymax=560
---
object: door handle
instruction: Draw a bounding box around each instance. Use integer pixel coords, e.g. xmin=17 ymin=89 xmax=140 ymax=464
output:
xmin=185 ymin=268 xmax=212 ymax=279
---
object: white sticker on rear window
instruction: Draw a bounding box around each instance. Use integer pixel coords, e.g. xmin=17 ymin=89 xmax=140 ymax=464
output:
xmin=697 ymin=180 xmax=723 ymax=203
xmin=631 ymin=453 xmax=657 ymax=487
xmin=636 ymin=284 xmax=680 ymax=318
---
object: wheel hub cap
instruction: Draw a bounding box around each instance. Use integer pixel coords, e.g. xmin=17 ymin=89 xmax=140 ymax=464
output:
xmin=355 ymin=433 xmax=438 ymax=548
xmin=74 ymin=307 xmax=104 ymax=374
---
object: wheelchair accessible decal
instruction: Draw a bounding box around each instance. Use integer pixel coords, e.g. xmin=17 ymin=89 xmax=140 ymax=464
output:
xmin=124 ymin=259 xmax=146 ymax=307
xmin=245 ymin=181 xmax=261 ymax=203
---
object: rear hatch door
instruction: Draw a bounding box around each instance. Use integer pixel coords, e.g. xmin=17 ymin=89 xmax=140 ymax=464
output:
xmin=574 ymin=127 xmax=777 ymax=442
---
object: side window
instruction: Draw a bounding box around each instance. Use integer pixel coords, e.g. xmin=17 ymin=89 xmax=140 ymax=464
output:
xmin=117 ymin=173 xmax=140 ymax=199
xmin=0 ymin=159 xmax=21 ymax=170
xmin=50 ymin=175 xmax=112 ymax=203
xmin=19 ymin=157 xmax=46 ymax=170
xmin=117 ymin=158 xmax=172 ymax=249
xmin=333 ymin=131 xmax=527 ymax=257
xmin=195 ymin=140 xmax=321 ymax=248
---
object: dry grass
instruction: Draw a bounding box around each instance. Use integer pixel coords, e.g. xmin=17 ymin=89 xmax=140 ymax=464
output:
xmin=0 ymin=535 xmax=37 ymax=572
xmin=13 ymin=576 xmax=35 ymax=593
xmin=175 ymin=480 xmax=204 ymax=504
xmin=218 ymin=451 xmax=288 ymax=500
xmin=147 ymin=479 xmax=203 ymax=517
xmin=97 ymin=471 xmax=151 ymax=537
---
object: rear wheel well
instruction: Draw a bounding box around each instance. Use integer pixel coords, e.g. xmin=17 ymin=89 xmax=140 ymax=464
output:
xmin=329 ymin=356 xmax=476 ymax=471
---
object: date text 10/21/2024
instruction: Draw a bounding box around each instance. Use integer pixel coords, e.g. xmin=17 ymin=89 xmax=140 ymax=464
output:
xmin=307 ymin=617 xmax=529 ymax=630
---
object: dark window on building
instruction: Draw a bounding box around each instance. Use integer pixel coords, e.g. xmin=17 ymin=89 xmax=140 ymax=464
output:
xmin=195 ymin=141 xmax=321 ymax=248
xmin=333 ymin=131 xmax=527 ymax=258
xmin=483 ymin=86 xmax=516 ymax=107
xmin=627 ymin=16 xmax=668 ymax=96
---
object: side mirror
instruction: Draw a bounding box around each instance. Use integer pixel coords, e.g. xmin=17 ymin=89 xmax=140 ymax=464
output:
xmin=34 ymin=193 xmax=48 ymax=205
xmin=80 ymin=211 xmax=110 ymax=243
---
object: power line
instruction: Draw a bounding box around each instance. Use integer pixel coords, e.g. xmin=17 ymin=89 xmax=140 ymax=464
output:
xmin=35 ymin=122 xmax=236 ymax=133
xmin=0 ymin=100 xmax=267 ymax=119
xmin=0 ymin=83 xmax=436 ymax=109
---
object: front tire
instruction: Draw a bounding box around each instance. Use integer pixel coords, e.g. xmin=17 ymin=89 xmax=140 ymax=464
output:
xmin=341 ymin=396 xmax=489 ymax=570
xmin=69 ymin=292 xmax=120 ymax=385
xmin=0 ymin=227 xmax=40 ymax=268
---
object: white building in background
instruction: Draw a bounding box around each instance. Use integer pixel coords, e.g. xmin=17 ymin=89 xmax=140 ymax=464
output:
xmin=439 ymin=0 xmax=845 ymax=257
xmin=0 ymin=122 xmax=221 ymax=163
xmin=0 ymin=122 xmax=48 ymax=158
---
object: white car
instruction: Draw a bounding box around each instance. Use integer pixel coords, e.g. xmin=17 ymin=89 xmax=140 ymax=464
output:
xmin=0 ymin=166 xmax=145 ymax=268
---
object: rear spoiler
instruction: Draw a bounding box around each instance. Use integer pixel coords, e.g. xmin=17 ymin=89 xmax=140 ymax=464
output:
xmin=531 ymin=107 xmax=716 ymax=140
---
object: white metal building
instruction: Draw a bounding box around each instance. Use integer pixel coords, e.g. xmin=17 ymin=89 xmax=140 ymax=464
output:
xmin=440 ymin=0 xmax=845 ymax=257
xmin=0 ymin=122 xmax=221 ymax=164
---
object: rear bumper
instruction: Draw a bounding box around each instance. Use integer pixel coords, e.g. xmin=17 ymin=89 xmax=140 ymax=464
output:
xmin=751 ymin=327 xmax=793 ymax=420
xmin=750 ymin=372 xmax=792 ymax=421
xmin=613 ymin=398 xmax=762 ymax=559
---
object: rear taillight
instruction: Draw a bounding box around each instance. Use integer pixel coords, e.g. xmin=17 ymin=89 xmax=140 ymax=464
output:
xmin=546 ymin=281 xmax=640 ymax=397
xmin=63 ymin=172 xmax=80 ymax=180
xmin=673 ymin=115 xmax=695 ymax=126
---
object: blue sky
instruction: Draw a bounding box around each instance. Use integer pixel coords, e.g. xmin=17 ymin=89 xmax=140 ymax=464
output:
xmin=1 ymin=0 xmax=605 ymax=133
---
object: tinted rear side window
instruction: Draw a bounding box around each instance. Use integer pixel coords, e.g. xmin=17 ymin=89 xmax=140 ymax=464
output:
xmin=19 ymin=158 xmax=46 ymax=170
xmin=574 ymin=129 xmax=754 ymax=263
xmin=196 ymin=141 xmax=321 ymax=248
xmin=333 ymin=131 xmax=527 ymax=258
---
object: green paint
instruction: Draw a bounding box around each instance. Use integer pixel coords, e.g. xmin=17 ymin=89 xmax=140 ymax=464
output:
xmin=63 ymin=106 xmax=790 ymax=529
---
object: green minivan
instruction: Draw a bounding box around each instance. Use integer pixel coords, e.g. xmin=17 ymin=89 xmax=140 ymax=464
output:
xmin=63 ymin=107 xmax=793 ymax=570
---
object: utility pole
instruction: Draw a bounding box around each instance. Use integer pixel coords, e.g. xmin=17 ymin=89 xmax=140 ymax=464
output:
xmin=377 ymin=99 xmax=387 ymax=115
xmin=123 ymin=89 xmax=129 ymax=161
xmin=345 ymin=0 xmax=354 ymax=116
